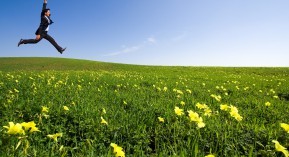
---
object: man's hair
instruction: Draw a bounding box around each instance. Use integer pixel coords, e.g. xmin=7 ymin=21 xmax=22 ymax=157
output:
xmin=41 ymin=9 xmax=50 ymax=16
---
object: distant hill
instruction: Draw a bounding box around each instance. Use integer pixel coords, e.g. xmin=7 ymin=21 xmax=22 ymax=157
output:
xmin=0 ymin=57 xmax=139 ymax=71
xmin=1 ymin=57 xmax=288 ymax=76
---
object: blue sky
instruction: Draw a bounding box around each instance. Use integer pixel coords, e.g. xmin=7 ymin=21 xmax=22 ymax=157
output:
xmin=1 ymin=0 xmax=289 ymax=66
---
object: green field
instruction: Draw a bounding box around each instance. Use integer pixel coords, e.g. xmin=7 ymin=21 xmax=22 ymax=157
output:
xmin=1 ymin=57 xmax=289 ymax=156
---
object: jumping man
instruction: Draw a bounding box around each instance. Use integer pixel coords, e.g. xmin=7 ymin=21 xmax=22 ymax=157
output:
xmin=18 ymin=0 xmax=66 ymax=54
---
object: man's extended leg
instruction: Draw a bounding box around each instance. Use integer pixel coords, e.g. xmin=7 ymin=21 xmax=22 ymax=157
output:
xmin=18 ymin=38 xmax=42 ymax=47
xmin=43 ymin=34 xmax=65 ymax=53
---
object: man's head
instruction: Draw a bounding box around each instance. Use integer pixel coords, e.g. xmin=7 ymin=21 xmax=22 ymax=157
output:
xmin=41 ymin=9 xmax=51 ymax=17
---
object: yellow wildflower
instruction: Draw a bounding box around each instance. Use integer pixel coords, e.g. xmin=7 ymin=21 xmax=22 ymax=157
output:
xmin=42 ymin=106 xmax=49 ymax=113
xmin=163 ymin=87 xmax=168 ymax=92
xmin=158 ymin=117 xmax=164 ymax=123
xmin=196 ymin=118 xmax=205 ymax=128
xmin=187 ymin=110 xmax=205 ymax=128
xmin=21 ymin=121 xmax=40 ymax=133
xmin=205 ymin=154 xmax=215 ymax=157
xmin=3 ymin=122 xmax=25 ymax=135
xmin=265 ymin=102 xmax=271 ymax=107
xmin=111 ymin=143 xmax=125 ymax=157
xmin=204 ymin=108 xmax=212 ymax=117
xmin=220 ymin=104 xmax=230 ymax=111
xmin=29 ymin=126 xmax=40 ymax=133
xmin=157 ymin=87 xmax=161 ymax=91
xmin=47 ymin=133 xmax=63 ymax=142
xmin=101 ymin=117 xmax=108 ymax=125
xmin=176 ymin=90 xmax=183 ymax=95
xmin=280 ymin=123 xmax=289 ymax=133
xmin=211 ymin=94 xmax=221 ymax=102
xmin=196 ymin=103 xmax=208 ymax=109
xmin=14 ymin=89 xmax=19 ymax=93
xmin=102 ymin=108 xmax=106 ymax=114
xmin=230 ymin=111 xmax=243 ymax=121
xmin=180 ymin=101 xmax=185 ymax=106
xmin=174 ymin=106 xmax=184 ymax=116
xmin=63 ymin=106 xmax=69 ymax=111
xmin=187 ymin=110 xmax=199 ymax=122
xmin=272 ymin=140 xmax=289 ymax=157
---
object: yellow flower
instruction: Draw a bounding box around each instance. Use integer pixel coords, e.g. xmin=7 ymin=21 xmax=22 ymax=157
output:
xmin=272 ymin=140 xmax=289 ymax=157
xmin=102 ymin=108 xmax=106 ymax=114
xmin=3 ymin=122 xmax=25 ymax=135
xmin=21 ymin=121 xmax=40 ymax=133
xmin=188 ymin=110 xmax=205 ymax=128
xmin=180 ymin=101 xmax=185 ymax=106
xmin=204 ymin=108 xmax=212 ymax=117
xmin=176 ymin=90 xmax=183 ymax=95
xmin=158 ymin=117 xmax=164 ymax=123
xmin=29 ymin=126 xmax=40 ymax=133
xmin=110 ymin=143 xmax=125 ymax=157
xmin=230 ymin=112 xmax=243 ymax=121
xmin=196 ymin=103 xmax=208 ymax=109
xmin=101 ymin=117 xmax=108 ymax=125
xmin=211 ymin=94 xmax=221 ymax=102
xmin=205 ymin=154 xmax=215 ymax=157
xmin=229 ymin=106 xmax=243 ymax=121
xmin=197 ymin=117 xmax=205 ymax=128
xmin=265 ymin=102 xmax=271 ymax=107
xmin=281 ymin=123 xmax=289 ymax=133
xmin=220 ymin=104 xmax=229 ymax=111
xmin=230 ymin=105 xmax=238 ymax=113
xmin=187 ymin=110 xmax=199 ymax=122
xmin=174 ymin=106 xmax=184 ymax=116
xmin=42 ymin=106 xmax=49 ymax=113
xmin=163 ymin=87 xmax=168 ymax=91
xmin=63 ymin=106 xmax=69 ymax=111
xmin=157 ymin=87 xmax=161 ymax=91
xmin=47 ymin=133 xmax=63 ymax=142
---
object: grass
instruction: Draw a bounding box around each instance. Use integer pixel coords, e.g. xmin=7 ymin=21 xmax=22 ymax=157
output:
xmin=0 ymin=57 xmax=289 ymax=156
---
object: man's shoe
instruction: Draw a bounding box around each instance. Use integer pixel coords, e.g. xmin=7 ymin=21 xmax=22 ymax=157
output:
xmin=18 ymin=39 xmax=23 ymax=47
xmin=60 ymin=47 xmax=66 ymax=54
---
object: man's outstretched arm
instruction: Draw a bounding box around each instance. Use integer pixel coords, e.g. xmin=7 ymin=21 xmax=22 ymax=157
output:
xmin=43 ymin=0 xmax=47 ymax=10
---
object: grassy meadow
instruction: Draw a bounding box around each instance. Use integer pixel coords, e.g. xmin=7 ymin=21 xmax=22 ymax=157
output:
xmin=0 ymin=57 xmax=289 ymax=156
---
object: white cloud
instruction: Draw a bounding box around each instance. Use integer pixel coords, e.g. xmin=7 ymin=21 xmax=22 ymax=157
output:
xmin=147 ymin=37 xmax=157 ymax=44
xmin=104 ymin=36 xmax=156 ymax=57
xmin=104 ymin=45 xmax=143 ymax=57
xmin=171 ymin=32 xmax=188 ymax=42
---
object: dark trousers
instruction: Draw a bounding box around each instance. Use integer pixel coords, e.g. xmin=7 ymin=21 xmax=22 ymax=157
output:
xmin=22 ymin=32 xmax=63 ymax=52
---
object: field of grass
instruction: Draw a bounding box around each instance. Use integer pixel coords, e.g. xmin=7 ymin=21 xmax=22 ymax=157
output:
xmin=1 ymin=57 xmax=289 ymax=156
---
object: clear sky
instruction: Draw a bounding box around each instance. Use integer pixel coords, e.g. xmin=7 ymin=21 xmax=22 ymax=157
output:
xmin=1 ymin=0 xmax=289 ymax=66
